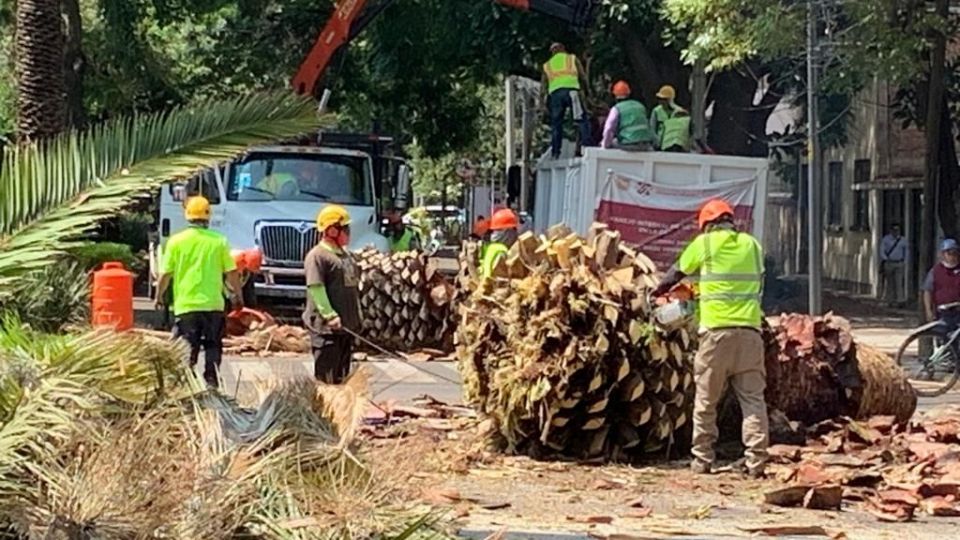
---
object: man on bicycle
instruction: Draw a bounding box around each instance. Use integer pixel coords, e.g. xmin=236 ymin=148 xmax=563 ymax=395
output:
xmin=922 ymin=239 xmax=960 ymax=328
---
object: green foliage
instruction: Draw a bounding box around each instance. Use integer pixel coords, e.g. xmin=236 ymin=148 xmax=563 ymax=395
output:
xmin=0 ymin=90 xmax=325 ymax=291
xmin=0 ymin=263 xmax=90 ymax=333
xmin=661 ymin=0 xmax=931 ymax=94
xmin=68 ymin=241 xmax=140 ymax=272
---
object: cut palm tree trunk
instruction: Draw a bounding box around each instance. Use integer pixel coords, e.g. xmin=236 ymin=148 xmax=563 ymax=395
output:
xmin=763 ymin=313 xmax=916 ymax=425
xmin=355 ymin=249 xmax=456 ymax=351
xmin=456 ymin=223 xmax=696 ymax=461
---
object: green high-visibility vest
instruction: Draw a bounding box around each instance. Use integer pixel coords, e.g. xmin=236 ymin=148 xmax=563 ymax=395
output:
xmin=678 ymin=229 xmax=764 ymax=329
xmin=662 ymin=115 xmax=692 ymax=151
xmin=480 ymin=242 xmax=509 ymax=278
xmin=614 ymin=100 xmax=653 ymax=145
xmin=652 ymin=104 xmax=691 ymax=150
xmin=543 ymin=53 xmax=580 ymax=94
xmin=388 ymin=228 xmax=417 ymax=252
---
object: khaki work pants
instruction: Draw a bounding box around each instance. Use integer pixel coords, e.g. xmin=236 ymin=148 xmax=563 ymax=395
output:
xmin=692 ymin=328 xmax=769 ymax=471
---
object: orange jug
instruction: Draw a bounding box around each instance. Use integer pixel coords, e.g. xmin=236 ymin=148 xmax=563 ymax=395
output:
xmin=92 ymin=261 xmax=135 ymax=331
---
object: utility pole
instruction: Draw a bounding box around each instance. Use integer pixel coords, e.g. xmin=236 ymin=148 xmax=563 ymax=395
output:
xmin=920 ymin=0 xmax=949 ymax=318
xmin=806 ymin=0 xmax=823 ymax=315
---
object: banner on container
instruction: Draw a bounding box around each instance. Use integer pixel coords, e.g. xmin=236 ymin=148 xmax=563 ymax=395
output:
xmin=595 ymin=172 xmax=758 ymax=270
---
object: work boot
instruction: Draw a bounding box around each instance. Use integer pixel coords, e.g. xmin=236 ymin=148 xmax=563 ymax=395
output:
xmin=690 ymin=459 xmax=711 ymax=474
xmin=736 ymin=458 xmax=766 ymax=479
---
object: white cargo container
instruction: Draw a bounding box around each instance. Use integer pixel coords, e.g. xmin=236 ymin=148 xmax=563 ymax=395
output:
xmin=532 ymin=148 xmax=770 ymax=270
xmin=534 ymin=148 xmax=769 ymax=239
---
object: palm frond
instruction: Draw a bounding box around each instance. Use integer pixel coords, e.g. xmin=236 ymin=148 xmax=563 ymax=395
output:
xmin=0 ymin=91 xmax=327 ymax=287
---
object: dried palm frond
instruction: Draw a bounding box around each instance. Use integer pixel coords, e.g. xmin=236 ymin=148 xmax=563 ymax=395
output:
xmin=0 ymin=317 xmax=187 ymax=406
xmin=7 ymin=407 xmax=200 ymax=539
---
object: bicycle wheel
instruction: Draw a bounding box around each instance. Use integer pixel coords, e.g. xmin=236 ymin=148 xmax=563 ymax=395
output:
xmin=895 ymin=331 xmax=960 ymax=397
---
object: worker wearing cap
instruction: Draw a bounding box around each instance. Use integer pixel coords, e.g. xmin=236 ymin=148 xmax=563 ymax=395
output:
xmin=602 ymin=81 xmax=654 ymax=151
xmin=541 ymin=42 xmax=591 ymax=159
xmin=303 ymin=205 xmax=361 ymax=383
xmin=652 ymin=199 xmax=768 ymax=477
xmin=480 ymin=209 xmax=520 ymax=278
xmin=922 ymin=239 xmax=960 ymax=328
xmin=384 ymin=209 xmax=421 ymax=253
xmin=157 ymin=196 xmax=242 ymax=388
xmin=651 ymin=85 xmax=692 ymax=152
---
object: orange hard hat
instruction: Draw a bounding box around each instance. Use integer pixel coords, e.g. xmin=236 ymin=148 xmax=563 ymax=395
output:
xmin=612 ymin=80 xmax=631 ymax=98
xmin=473 ymin=218 xmax=490 ymax=237
xmin=698 ymin=199 xmax=735 ymax=230
xmin=490 ymin=208 xmax=520 ymax=231
xmin=232 ymin=248 xmax=263 ymax=273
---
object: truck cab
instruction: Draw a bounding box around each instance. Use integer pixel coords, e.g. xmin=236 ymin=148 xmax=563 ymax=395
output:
xmin=152 ymin=133 xmax=410 ymax=313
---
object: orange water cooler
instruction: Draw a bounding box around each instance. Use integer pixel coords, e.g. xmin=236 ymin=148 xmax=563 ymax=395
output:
xmin=92 ymin=262 xmax=135 ymax=331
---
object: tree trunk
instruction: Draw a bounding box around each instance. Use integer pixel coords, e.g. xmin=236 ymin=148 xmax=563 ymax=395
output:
xmin=920 ymin=0 xmax=949 ymax=316
xmin=937 ymin=96 xmax=959 ymax=241
xmin=14 ymin=0 xmax=66 ymax=142
xmin=62 ymin=0 xmax=86 ymax=128
xmin=707 ymin=70 xmax=776 ymax=157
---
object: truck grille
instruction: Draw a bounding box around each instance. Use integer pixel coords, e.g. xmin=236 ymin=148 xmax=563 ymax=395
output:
xmin=258 ymin=223 xmax=319 ymax=266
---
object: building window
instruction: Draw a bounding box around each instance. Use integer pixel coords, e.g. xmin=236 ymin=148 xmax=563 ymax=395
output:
xmin=828 ymin=161 xmax=843 ymax=228
xmin=852 ymin=160 xmax=871 ymax=231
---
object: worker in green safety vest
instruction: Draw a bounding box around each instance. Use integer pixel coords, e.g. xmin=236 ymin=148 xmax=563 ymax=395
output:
xmin=652 ymin=199 xmax=768 ymax=478
xmin=480 ymin=208 xmax=520 ymax=278
xmin=384 ymin=209 xmax=421 ymax=253
xmin=602 ymin=80 xmax=654 ymax=151
xmin=540 ymin=42 xmax=591 ymax=159
xmin=650 ymin=85 xmax=692 ymax=152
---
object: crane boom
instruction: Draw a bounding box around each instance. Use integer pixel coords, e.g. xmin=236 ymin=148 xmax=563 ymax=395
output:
xmin=291 ymin=0 xmax=595 ymax=97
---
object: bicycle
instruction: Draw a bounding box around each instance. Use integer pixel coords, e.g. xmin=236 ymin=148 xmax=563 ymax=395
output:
xmin=895 ymin=302 xmax=960 ymax=397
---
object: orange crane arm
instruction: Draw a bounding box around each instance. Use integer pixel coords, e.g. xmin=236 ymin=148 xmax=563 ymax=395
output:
xmin=291 ymin=0 xmax=595 ymax=97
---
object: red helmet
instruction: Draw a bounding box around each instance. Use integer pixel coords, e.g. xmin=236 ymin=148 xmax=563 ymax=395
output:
xmin=490 ymin=208 xmax=520 ymax=231
xmin=612 ymin=80 xmax=631 ymax=98
xmin=698 ymin=199 xmax=734 ymax=230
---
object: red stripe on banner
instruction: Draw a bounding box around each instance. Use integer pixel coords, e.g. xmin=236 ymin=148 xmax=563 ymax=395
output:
xmin=595 ymin=201 xmax=754 ymax=270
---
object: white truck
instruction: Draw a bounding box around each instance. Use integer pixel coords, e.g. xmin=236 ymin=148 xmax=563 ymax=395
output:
xmin=532 ymin=147 xmax=769 ymax=270
xmin=152 ymin=133 xmax=410 ymax=311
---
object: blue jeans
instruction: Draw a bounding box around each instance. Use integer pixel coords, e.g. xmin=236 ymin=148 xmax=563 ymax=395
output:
xmin=548 ymin=88 xmax=591 ymax=158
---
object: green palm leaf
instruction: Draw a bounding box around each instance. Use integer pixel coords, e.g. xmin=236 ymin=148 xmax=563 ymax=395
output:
xmin=0 ymin=91 xmax=327 ymax=289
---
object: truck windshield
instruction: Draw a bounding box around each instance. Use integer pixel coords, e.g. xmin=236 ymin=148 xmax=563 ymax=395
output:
xmin=227 ymin=153 xmax=373 ymax=205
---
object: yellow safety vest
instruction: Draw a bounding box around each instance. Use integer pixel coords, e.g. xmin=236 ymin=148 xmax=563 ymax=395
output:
xmin=543 ymin=53 xmax=580 ymax=94
xmin=480 ymin=242 xmax=509 ymax=278
xmin=678 ymin=229 xmax=763 ymax=329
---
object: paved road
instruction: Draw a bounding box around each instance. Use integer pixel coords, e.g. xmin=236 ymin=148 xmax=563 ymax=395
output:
xmin=217 ymin=314 xmax=960 ymax=411
xmin=220 ymin=355 xmax=463 ymax=405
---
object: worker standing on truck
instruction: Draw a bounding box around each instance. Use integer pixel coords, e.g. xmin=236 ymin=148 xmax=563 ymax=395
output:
xmin=602 ymin=81 xmax=654 ymax=151
xmin=303 ymin=205 xmax=361 ymax=384
xmin=541 ymin=42 xmax=591 ymax=159
xmin=384 ymin=209 xmax=421 ymax=252
xmin=480 ymin=209 xmax=520 ymax=278
xmin=650 ymin=85 xmax=692 ymax=152
xmin=157 ymin=196 xmax=242 ymax=389
xmin=652 ymin=199 xmax=768 ymax=478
